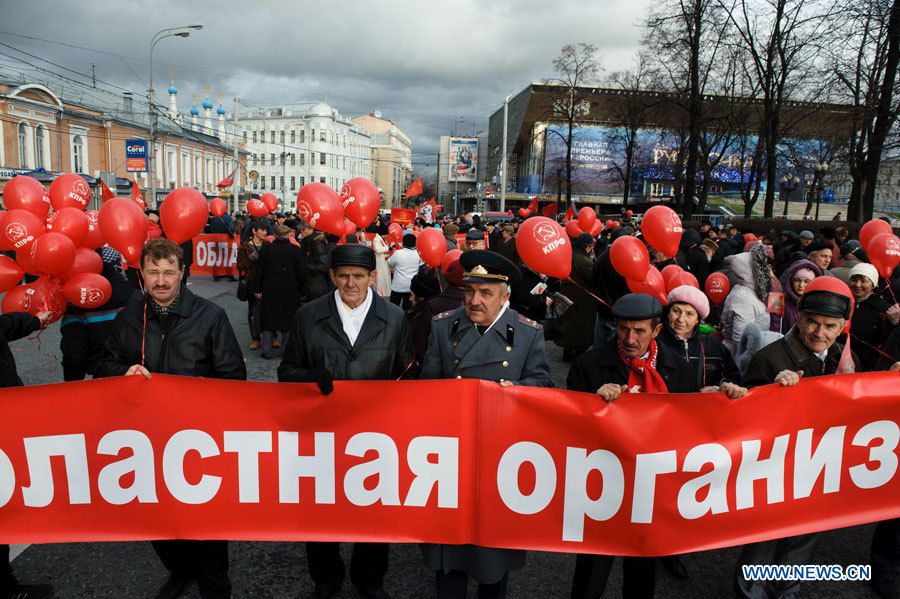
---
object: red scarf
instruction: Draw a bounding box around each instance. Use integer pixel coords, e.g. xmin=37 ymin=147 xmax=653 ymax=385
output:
xmin=617 ymin=338 xmax=669 ymax=394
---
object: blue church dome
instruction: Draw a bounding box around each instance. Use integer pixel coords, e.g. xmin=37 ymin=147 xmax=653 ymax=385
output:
xmin=216 ymin=104 xmax=226 ymax=115
xmin=202 ymin=97 xmax=214 ymax=110
xmin=190 ymin=105 xmax=200 ymax=116
xmin=168 ymin=84 xmax=178 ymax=95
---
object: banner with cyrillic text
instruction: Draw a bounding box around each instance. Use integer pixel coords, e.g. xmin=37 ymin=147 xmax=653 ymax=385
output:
xmin=0 ymin=373 xmax=898 ymax=555
xmin=191 ymin=234 xmax=238 ymax=277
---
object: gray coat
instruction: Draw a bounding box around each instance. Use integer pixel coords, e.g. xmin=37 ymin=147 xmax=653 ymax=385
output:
xmin=419 ymin=304 xmax=553 ymax=584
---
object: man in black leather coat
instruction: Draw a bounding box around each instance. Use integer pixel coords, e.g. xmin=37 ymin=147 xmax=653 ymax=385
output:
xmin=277 ymin=243 xmax=413 ymax=599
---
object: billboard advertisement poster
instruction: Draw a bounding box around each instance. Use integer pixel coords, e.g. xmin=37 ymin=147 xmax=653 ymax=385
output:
xmin=449 ymin=137 xmax=478 ymax=182
xmin=125 ymin=138 xmax=149 ymax=172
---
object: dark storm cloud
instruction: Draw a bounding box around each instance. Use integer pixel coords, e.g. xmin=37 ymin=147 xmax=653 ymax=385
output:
xmin=2 ymin=0 xmax=649 ymax=172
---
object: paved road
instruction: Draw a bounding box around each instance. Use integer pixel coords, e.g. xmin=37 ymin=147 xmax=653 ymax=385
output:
xmin=7 ymin=277 xmax=883 ymax=598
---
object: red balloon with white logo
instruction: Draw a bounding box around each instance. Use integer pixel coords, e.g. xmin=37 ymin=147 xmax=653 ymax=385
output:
xmin=59 ymin=246 xmax=103 ymax=282
xmin=209 ymin=197 xmax=227 ymax=217
xmin=859 ymin=219 xmax=893 ymax=252
xmin=0 ymin=209 xmax=45 ymax=252
xmin=705 ymin=272 xmax=731 ymax=304
xmin=515 ymin=216 xmax=571 ymax=279
xmin=63 ymin=272 xmax=112 ymax=309
xmin=46 ymin=207 xmax=90 ymax=246
xmin=296 ymin=183 xmax=345 ymax=236
xmin=627 ymin=266 xmax=667 ymax=305
xmin=416 ymin=227 xmax=446 ymax=269
xmin=31 ymin=232 xmax=76 ymax=275
xmin=867 ymin=233 xmax=900 ymax=279
xmin=81 ymin=210 xmax=105 ymax=249
xmin=15 ymin=247 xmax=39 ymax=276
xmin=610 ymin=235 xmax=650 ymax=282
xmin=0 ymin=255 xmax=24 ymax=292
xmin=1 ymin=284 xmax=36 ymax=314
xmin=341 ymin=178 xmax=380 ymax=229
xmin=160 ymin=187 xmax=209 ymax=244
xmin=641 ymin=205 xmax=683 ymax=257
xmin=246 ymin=199 xmax=268 ymax=217
xmin=49 ymin=173 xmax=91 ymax=211
xmin=4 ymin=176 xmax=50 ymax=220
xmin=577 ymin=207 xmax=596 ymax=233
xmin=260 ymin=193 xmax=279 ymax=213
xmin=98 ymin=198 xmax=147 ymax=263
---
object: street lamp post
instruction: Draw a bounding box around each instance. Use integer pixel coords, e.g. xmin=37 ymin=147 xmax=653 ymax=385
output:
xmin=499 ymin=93 xmax=512 ymax=213
xmin=814 ymin=161 xmax=829 ymax=221
xmin=148 ymin=24 xmax=202 ymax=209
xmin=781 ymin=174 xmax=799 ymax=218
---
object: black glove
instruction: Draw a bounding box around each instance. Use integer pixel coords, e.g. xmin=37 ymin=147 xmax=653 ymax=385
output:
xmin=310 ymin=367 xmax=333 ymax=395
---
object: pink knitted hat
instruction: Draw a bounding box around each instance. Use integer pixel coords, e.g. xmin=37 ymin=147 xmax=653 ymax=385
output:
xmin=667 ymin=284 xmax=710 ymax=320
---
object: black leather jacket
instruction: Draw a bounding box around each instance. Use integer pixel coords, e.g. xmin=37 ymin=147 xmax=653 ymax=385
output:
xmin=278 ymin=291 xmax=414 ymax=382
xmin=95 ymin=286 xmax=246 ymax=380
xmin=656 ymin=321 xmax=741 ymax=392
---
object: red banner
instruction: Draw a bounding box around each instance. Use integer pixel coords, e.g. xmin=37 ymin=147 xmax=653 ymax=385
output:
xmin=0 ymin=373 xmax=898 ymax=553
xmin=390 ymin=208 xmax=416 ymax=225
xmin=192 ymin=234 xmax=238 ymax=276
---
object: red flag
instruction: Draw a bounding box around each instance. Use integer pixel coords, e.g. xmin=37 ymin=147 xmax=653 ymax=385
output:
xmin=564 ymin=199 xmax=577 ymax=221
xmin=526 ymin=196 xmax=539 ymax=214
xmin=217 ymin=167 xmax=236 ymax=188
xmin=131 ymin=180 xmax=146 ymax=210
xmin=99 ymin=180 xmax=116 ymax=202
xmin=541 ymin=202 xmax=559 ymax=217
xmin=404 ymin=178 xmax=423 ymax=199
xmin=417 ymin=197 xmax=438 ymax=223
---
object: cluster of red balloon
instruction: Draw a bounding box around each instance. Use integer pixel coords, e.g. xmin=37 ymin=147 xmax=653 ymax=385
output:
xmin=564 ymin=207 xmax=603 ymax=238
xmin=859 ymin=219 xmax=900 ymax=279
xmin=0 ymin=175 xmax=112 ymax=321
xmin=292 ymin=178 xmax=381 ymax=241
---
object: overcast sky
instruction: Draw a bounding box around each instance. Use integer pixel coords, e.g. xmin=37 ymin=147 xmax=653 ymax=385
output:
xmin=1 ymin=0 xmax=651 ymax=176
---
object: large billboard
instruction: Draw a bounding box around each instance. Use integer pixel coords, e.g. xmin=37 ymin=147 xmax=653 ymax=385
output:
xmin=541 ymin=124 xmax=826 ymax=196
xmin=449 ymin=137 xmax=478 ymax=182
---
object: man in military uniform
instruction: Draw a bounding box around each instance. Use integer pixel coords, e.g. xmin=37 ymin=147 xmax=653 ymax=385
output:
xmin=419 ymin=250 xmax=553 ymax=598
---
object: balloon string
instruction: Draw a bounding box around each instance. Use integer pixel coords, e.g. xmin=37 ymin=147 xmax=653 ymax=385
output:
xmin=847 ymin=332 xmax=898 ymax=365
xmin=565 ymin=276 xmax=612 ymax=309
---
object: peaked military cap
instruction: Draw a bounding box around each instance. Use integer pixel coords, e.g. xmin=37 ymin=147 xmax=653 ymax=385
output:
xmin=459 ymin=249 xmax=522 ymax=285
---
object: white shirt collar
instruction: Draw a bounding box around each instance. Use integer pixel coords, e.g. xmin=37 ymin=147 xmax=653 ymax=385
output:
xmin=482 ymin=300 xmax=510 ymax=333
xmin=334 ymin=287 xmax=373 ymax=346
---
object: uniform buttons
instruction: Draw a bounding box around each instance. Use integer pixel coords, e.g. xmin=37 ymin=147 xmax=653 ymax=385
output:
xmin=502 ymin=360 xmax=509 ymax=367
xmin=453 ymin=358 xmax=459 ymax=364
xmin=506 ymin=346 xmax=512 ymax=352
xmin=455 ymin=375 xmax=462 ymax=379
xmin=453 ymin=341 xmax=458 ymax=347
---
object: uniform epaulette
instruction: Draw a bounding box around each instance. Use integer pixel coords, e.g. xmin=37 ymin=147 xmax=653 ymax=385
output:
xmin=517 ymin=314 xmax=540 ymax=329
xmin=433 ymin=310 xmax=454 ymax=321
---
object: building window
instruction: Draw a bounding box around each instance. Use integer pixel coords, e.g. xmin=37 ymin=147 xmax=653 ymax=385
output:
xmin=320 ymin=153 xmax=326 ymax=166
xmin=35 ymin=125 xmax=45 ymax=169
xmin=260 ymin=177 xmax=265 ymax=190
xmin=300 ymin=176 xmax=305 ymax=186
xmin=290 ymin=176 xmax=296 ymax=189
xmin=280 ymin=131 xmax=285 ymax=143
xmin=290 ymin=154 xmax=295 ymax=166
xmin=271 ymin=176 xmax=275 ymax=189
xmin=243 ymin=131 xmax=248 ymax=142
xmin=320 ymin=177 xmax=326 ymax=184
xmin=72 ymin=134 xmax=85 ymax=173
xmin=290 ymin=130 xmax=296 ymax=144
xmin=300 ymin=154 xmax=305 ymax=166
xmin=299 ymin=130 xmax=305 ymax=143
xmin=252 ymin=131 xmax=257 ymax=143
xmin=320 ymin=130 xmax=326 ymax=142
xmin=270 ymin=131 xmax=275 ymax=144
xmin=280 ymin=176 xmax=284 ymax=190
xmin=17 ymin=123 xmax=29 ymax=167
xmin=270 ymin=153 xmax=276 ymax=164
xmin=280 ymin=153 xmax=285 ymax=166
xmin=310 ymin=129 xmax=315 ymax=142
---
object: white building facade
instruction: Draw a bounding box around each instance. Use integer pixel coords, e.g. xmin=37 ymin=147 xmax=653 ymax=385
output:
xmin=238 ymin=102 xmax=371 ymax=211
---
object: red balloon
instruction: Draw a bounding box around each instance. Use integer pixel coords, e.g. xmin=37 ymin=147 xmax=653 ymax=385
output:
xmin=388 ymin=223 xmax=402 ymax=237
xmin=860 ymin=219 xmax=894 ymax=252
xmin=590 ymin=221 xmax=602 ymax=237
xmin=0 ymin=255 xmax=24 ymax=292
xmin=296 ymin=183 xmax=345 ymax=236
xmin=209 ymin=197 xmax=227 ymax=217
xmin=518 ymin=208 xmax=530 ymax=218
xmin=15 ymin=247 xmax=40 ymax=276
xmin=247 ymin=199 xmax=268 ymax=217
xmin=804 ymin=275 xmax=855 ymax=332
xmin=660 ymin=264 xmax=684 ymax=286
xmin=416 ymin=228 xmax=447 ymax=268
xmin=627 ymin=266 xmax=667 ymax=305
xmin=81 ymin=210 xmax=105 ymax=249
xmin=2 ymin=284 xmax=36 ymax=314
xmin=63 ymin=272 xmax=112 ymax=308
xmin=260 ymin=193 xmax=279 ymax=213
xmin=0 ymin=209 xmax=45 ymax=252
xmin=605 ymin=219 xmax=618 ymax=230
xmin=610 ymin=236 xmax=650 ymax=282
xmin=341 ymin=178 xmax=381 ymax=228
xmin=46 ymin=207 xmax=90 ymax=246
xmin=868 ymin=233 xmax=900 ymax=279
xmin=611 ymin=220 xmax=621 ymax=228
xmin=99 ymin=198 xmax=147 ymax=263
xmin=442 ymin=249 xmax=463 ymax=273
xmin=705 ymin=272 xmax=731 ymax=304
xmin=665 ymin=271 xmax=699 ymax=293
xmin=565 ymin=219 xmax=582 ymax=238
xmin=30 ymin=275 xmax=67 ymax=322
xmin=577 ymin=207 xmax=596 ymax=233
xmin=5 ymin=176 xmax=50 ymax=219
xmin=49 ymin=173 xmax=91 ymax=212
xmin=515 ymin=216 xmax=572 ymax=279
xmin=60 ymin=247 xmax=103 ymax=282
xmin=31 ymin=232 xmax=76 ymax=275
xmin=343 ymin=219 xmax=357 ymax=236
xmin=625 ymin=209 xmax=634 ymax=218
xmin=641 ymin=205 xmax=683 ymax=257
xmin=160 ymin=187 xmax=208 ymax=244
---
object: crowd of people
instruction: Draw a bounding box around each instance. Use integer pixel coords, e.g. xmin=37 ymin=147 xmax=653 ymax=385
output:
xmin=1 ymin=205 xmax=899 ymax=599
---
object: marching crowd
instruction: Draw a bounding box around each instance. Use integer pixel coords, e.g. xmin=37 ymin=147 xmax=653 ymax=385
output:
xmin=1 ymin=207 xmax=900 ymax=599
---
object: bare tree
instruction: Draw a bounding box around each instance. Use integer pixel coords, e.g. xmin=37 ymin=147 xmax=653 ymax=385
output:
xmin=545 ymin=43 xmax=602 ymax=204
